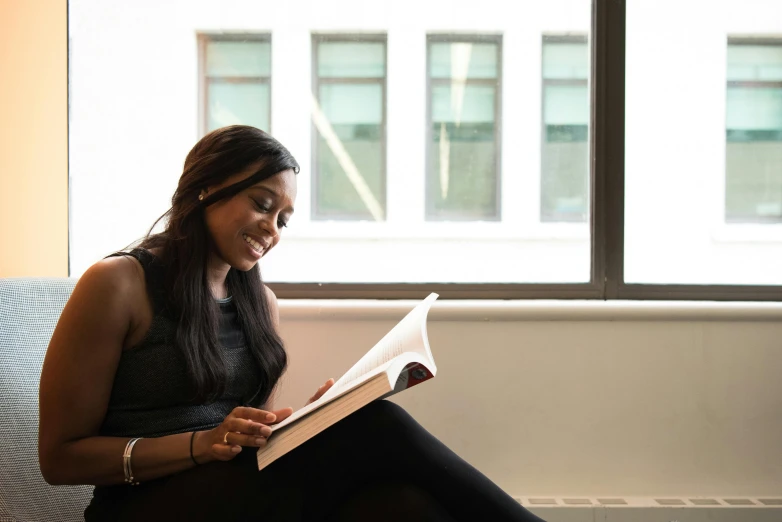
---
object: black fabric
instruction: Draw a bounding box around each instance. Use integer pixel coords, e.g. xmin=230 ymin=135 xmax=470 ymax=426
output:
xmin=85 ymin=400 xmax=545 ymax=522
xmin=99 ymin=248 xmax=263 ymax=439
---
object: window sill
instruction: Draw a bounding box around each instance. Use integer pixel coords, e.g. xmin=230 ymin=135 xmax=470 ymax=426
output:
xmin=279 ymin=299 xmax=782 ymax=322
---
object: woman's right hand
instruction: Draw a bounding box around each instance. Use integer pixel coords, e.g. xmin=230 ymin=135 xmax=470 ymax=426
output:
xmin=193 ymin=406 xmax=294 ymax=463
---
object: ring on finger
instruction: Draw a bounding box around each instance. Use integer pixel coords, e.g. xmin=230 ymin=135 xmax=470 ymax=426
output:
xmin=223 ymin=431 xmax=231 ymax=445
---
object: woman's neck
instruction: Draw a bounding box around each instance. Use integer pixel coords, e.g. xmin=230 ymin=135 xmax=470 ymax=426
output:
xmin=206 ymin=253 xmax=231 ymax=300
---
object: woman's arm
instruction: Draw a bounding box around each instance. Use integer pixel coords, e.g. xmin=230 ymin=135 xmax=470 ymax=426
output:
xmin=37 ymin=259 xmax=215 ymax=484
xmin=39 ymin=259 xmax=292 ymax=486
xmin=38 ymin=256 xmax=198 ymax=485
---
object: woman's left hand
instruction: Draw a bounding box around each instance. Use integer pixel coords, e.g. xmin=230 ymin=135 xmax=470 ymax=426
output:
xmin=306 ymin=378 xmax=335 ymax=406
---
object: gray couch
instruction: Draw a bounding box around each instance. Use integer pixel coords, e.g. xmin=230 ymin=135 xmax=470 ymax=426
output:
xmin=0 ymin=278 xmax=92 ymax=521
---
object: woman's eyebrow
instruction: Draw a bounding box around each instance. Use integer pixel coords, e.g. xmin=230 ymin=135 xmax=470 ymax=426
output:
xmin=248 ymin=186 xmax=278 ymax=198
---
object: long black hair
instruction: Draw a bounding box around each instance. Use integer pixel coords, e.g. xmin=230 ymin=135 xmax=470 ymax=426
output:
xmin=139 ymin=125 xmax=299 ymax=405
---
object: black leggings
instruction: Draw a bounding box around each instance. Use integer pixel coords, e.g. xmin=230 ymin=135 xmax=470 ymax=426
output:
xmin=85 ymin=401 xmax=545 ymax=522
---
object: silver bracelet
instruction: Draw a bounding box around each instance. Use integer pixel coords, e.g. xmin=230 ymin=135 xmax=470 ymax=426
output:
xmin=122 ymin=437 xmax=142 ymax=485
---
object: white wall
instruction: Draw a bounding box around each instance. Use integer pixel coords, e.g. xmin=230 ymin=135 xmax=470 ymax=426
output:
xmin=68 ymin=0 xmax=782 ymax=285
xmin=276 ymin=302 xmax=782 ymax=497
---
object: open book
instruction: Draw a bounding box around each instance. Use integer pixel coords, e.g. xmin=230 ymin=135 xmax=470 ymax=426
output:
xmin=256 ymin=292 xmax=439 ymax=471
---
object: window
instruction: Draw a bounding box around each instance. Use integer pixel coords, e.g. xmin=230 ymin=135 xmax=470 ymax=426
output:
xmin=68 ymin=0 xmax=781 ymax=298
xmin=541 ymin=36 xmax=589 ymax=223
xmin=312 ymin=36 xmax=387 ymax=220
xmin=725 ymin=41 xmax=782 ymax=224
xmin=427 ymin=36 xmax=501 ymax=221
xmin=624 ymin=1 xmax=782 ymax=287
xmin=200 ymin=35 xmax=271 ymax=134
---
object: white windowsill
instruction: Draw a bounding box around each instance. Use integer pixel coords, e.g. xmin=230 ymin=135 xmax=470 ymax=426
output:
xmin=279 ymin=299 xmax=782 ymax=322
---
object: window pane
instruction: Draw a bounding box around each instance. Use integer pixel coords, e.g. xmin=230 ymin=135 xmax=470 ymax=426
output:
xmin=429 ymin=84 xmax=496 ymax=219
xmin=726 ymin=85 xmax=782 ymax=223
xmin=542 ymin=42 xmax=590 ymax=79
xmin=318 ymin=42 xmax=385 ymax=78
xmin=541 ymin=39 xmax=589 ymax=222
xmin=206 ymin=41 xmax=271 ymax=77
xmin=315 ymin=84 xmax=384 ymax=218
xmin=314 ymin=40 xmax=385 ymax=220
xmin=430 ymin=42 xmax=499 ymax=79
xmin=320 ymin=83 xmax=383 ymax=124
xmin=428 ymin=40 xmax=499 ymax=220
xmin=625 ymin=1 xmax=782 ymax=285
xmin=727 ymin=87 xmax=782 ymax=130
xmin=727 ymin=45 xmax=782 ymax=81
xmin=69 ymin=2 xmax=593 ymax=285
xmin=544 ymin=85 xmax=589 ymax=125
xmin=207 ymin=82 xmax=270 ymax=132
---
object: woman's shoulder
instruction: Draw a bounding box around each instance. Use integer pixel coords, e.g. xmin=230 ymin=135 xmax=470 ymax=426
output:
xmin=77 ymin=253 xmax=147 ymax=303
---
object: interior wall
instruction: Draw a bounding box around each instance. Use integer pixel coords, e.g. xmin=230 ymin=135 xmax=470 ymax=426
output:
xmin=0 ymin=0 xmax=68 ymax=277
xmin=277 ymin=313 xmax=782 ymax=497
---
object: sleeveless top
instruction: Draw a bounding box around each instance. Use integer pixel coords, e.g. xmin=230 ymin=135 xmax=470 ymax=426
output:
xmin=99 ymin=248 xmax=264 ymax=439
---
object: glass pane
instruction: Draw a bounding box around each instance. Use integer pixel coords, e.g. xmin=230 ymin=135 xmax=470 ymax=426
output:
xmin=726 ymin=141 xmax=782 ymax=222
xmin=727 ymin=44 xmax=782 ymax=81
xmin=206 ymin=40 xmax=271 ymax=77
xmin=726 ymin=85 xmax=782 ymax=223
xmin=542 ymin=42 xmax=590 ymax=79
xmin=320 ymin=84 xmax=383 ymax=124
xmin=69 ymin=1 xmax=593 ymax=285
xmin=430 ymin=42 xmax=498 ymax=79
xmin=318 ymin=42 xmax=385 ymax=78
xmin=429 ymin=84 xmax=497 ymax=219
xmin=316 ymin=129 xmax=384 ymax=219
xmin=542 ymin=124 xmax=589 ymax=221
xmin=625 ymin=1 xmax=782 ymax=285
xmin=315 ymin=83 xmax=384 ymax=219
xmin=726 ymin=87 xmax=782 ymax=130
xmin=431 ymin=84 xmax=495 ymax=123
xmin=544 ymin=85 xmax=589 ymax=125
xmin=207 ymin=82 xmax=270 ymax=132
xmin=542 ymin=39 xmax=590 ymax=223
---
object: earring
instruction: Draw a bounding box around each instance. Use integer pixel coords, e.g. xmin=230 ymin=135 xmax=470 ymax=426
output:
xmin=198 ymin=189 xmax=207 ymax=201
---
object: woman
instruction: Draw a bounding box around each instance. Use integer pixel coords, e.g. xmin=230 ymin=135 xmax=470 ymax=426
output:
xmin=38 ymin=125 xmax=544 ymax=522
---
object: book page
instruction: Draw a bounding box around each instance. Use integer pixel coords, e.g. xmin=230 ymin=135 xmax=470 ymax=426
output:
xmin=322 ymin=293 xmax=438 ymax=400
xmin=270 ymin=293 xmax=438 ymax=432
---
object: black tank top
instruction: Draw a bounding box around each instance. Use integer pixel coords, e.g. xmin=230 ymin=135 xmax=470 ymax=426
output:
xmin=99 ymin=248 xmax=263 ymax=438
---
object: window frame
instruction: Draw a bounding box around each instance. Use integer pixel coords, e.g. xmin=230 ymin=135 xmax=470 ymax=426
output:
xmin=197 ymin=33 xmax=272 ymax=138
xmin=724 ymin=37 xmax=782 ymax=225
xmin=245 ymin=2 xmax=782 ymax=302
xmin=424 ymin=34 xmax=503 ymax=222
xmin=310 ymin=33 xmax=388 ymax=221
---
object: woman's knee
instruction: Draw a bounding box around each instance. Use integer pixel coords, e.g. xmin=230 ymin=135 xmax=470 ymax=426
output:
xmin=358 ymin=399 xmax=410 ymax=424
xmin=344 ymin=400 xmax=420 ymax=436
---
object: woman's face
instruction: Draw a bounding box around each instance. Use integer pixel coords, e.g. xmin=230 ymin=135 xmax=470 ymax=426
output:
xmin=204 ymin=164 xmax=297 ymax=272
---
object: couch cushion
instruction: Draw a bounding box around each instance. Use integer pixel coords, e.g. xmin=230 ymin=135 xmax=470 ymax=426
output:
xmin=0 ymin=278 xmax=92 ymax=522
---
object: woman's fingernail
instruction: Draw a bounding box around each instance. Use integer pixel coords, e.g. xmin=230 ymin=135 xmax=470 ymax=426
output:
xmin=266 ymin=413 xmax=276 ymax=421
xmin=231 ymin=446 xmax=242 ymax=453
